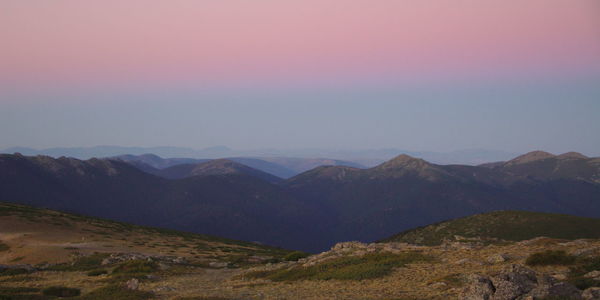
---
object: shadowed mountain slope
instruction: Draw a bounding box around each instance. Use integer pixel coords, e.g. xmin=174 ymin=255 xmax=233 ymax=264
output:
xmin=1 ymin=151 xmax=600 ymax=252
xmin=0 ymin=154 xmax=327 ymax=252
xmin=283 ymin=152 xmax=600 ymax=244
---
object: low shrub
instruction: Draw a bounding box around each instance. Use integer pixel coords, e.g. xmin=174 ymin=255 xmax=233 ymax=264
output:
xmin=112 ymin=260 xmax=158 ymax=278
xmin=246 ymin=251 xmax=432 ymax=281
xmin=42 ymin=286 xmax=81 ymax=297
xmin=87 ymin=269 xmax=108 ymax=276
xmin=79 ymin=285 xmax=153 ymax=300
xmin=0 ymin=268 xmax=31 ymax=276
xmin=48 ymin=253 xmax=110 ymax=272
xmin=0 ymin=242 xmax=9 ymax=252
xmin=525 ymin=250 xmax=576 ymax=266
xmin=284 ymin=251 xmax=310 ymax=262
xmin=566 ymin=256 xmax=600 ymax=290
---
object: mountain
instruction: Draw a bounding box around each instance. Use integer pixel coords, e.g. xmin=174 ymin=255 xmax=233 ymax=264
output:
xmin=0 ymin=154 xmax=326 ymax=252
xmin=481 ymin=150 xmax=600 ymax=184
xmin=256 ymin=157 xmax=365 ymax=175
xmin=1 ymin=151 xmax=600 ymax=252
xmin=151 ymin=159 xmax=283 ymax=183
xmin=284 ymin=152 xmax=600 ymax=245
xmin=114 ymin=153 xmax=209 ymax=169
xmin=381 ymin=210 xmax=600 ymax=245
xmin=112 ymin=153 xmax=360 ymax=179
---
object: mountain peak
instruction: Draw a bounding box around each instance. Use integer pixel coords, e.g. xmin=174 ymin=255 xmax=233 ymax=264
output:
xmin=380 ymin=154 xmax=425 ymax=167
xmin=376 ymin=154 xmax=430 ymax=170
xmin=506 ymin=151 xmax=555 ymax=165
xmin=557 ymin=152 xmax=588 ymax=160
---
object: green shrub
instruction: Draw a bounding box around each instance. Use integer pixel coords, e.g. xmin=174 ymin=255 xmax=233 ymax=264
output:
xmin=0 ymin=268 xmax=31 ymax=276
xmin=87 ymin=269 xmax=108 ymax=276
xmin=79 ymin=285 xmax=153 ymax=300
xmin=525 ymin=250 xmax=576 ymax=266
xmin=246 ymin=251 xmax=432 ymax=281
xmin=0 ymin=242 xmax=9 ymax=252
xmin=0 ymin=287 xmax=40 ymax=295
xmin=42 ymin=286 xmax=81 ymax=297
xmin=284 ymin=251 xmax=309 ymax=262
xmin=566 ymin=256 xmax=600 ymax=290
xmin=112 ymin=260 xmax=158 ymax=277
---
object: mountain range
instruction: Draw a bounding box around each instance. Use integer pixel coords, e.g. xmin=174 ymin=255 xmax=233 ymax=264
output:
xmin=1 ymin=146 xmax=521 ymax=166
xmin=1 ymin=151 xmax=599 ymax=252
xmin=112 ymin=153 xmax=362 ymax=179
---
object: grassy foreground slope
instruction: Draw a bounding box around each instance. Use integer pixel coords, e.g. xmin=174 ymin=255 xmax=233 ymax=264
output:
xmin=381 ymin=210 xmax=600 ymax=245
xmin=0 ymin=202 xmax=290 ymax=265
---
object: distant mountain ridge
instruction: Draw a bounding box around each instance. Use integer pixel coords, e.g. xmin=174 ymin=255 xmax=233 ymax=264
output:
xmin=1 ymin=151 xmax=599 ymax=252
xmin=111 ymin=153 xmax=362 ymax=179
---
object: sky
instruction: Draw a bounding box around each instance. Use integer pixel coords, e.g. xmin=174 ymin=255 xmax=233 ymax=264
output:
xmin=1 ymin=0 xmax=600 ymax=155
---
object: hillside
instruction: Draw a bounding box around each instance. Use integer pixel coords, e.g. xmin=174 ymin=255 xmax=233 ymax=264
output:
xmin=0 ymin=202 xmax=290 ymax=265
xmin=381 ymin=210 xmax=600 ymax=245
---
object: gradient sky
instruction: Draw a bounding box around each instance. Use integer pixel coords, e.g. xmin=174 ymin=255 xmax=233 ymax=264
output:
xmin=1 ymin=1 xmax=600 ymax=155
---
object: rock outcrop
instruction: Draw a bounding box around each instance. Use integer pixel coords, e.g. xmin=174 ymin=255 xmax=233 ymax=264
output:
xmin=462 ymin=264 xmax=582 ymax=300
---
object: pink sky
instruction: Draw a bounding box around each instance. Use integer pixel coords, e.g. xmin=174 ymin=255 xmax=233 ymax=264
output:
xmin=2 ymin=0 xmax=600 ymax=89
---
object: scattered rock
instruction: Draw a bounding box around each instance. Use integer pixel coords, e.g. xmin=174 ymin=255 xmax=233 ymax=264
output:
xmin=572 ymin=247 xmax=600 ymax=257
xmin=330 ymin=241 xmax=368 ymax=252
xmin=583 ymin=287 xmax=600 ymax=300
xmin=209 ymin=262 xmax=229 ymax=268
xmin=153 ymin=286 xmax=175 ymax=292
xmin=101 ymin=252 xmax=190 ymax=266
xmin=585 ymin=271 xmax=600 ymax=280
xmin=462 ymin=274 xmax=495 ymax=300
xmin=517 ymin=237 xmax=551 ymax=246
xmin=429 ymin=282 xmax=448 ymax=289
xmin=487 ymin=254 xmax=509 ymax=264
xmin=126 ymin=278 xmax=140 ymax=290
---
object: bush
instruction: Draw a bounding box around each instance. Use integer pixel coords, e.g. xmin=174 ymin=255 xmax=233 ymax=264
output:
xmin=566 ymin=256 xmax=600 ymax=290
xmin=246 ymin=251 xmax=432 ymax=281
xmin=525 ymin=250 xmax=576 ymax=266
xmin=42 ymin=286 xmax=81 ymax=297
xmin=0 ymin=242 xmax=9 ymax=252
xmin=0 ymin=268 xmax=31 ymax=276
xmin=284 ymin=251 xmax=310 ymax=262
xmin=112 ymin=260 xmax=158 ymax=278
xmin=87 ymin=269 xmax=108 ymax=276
